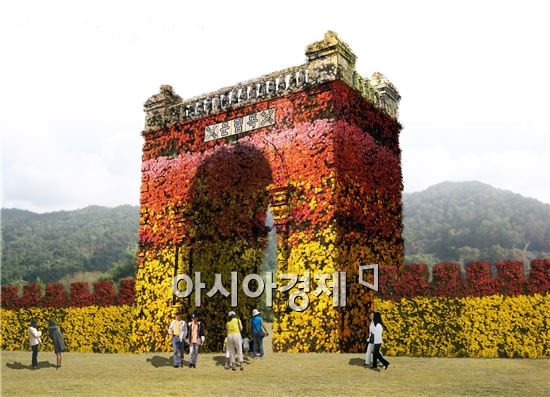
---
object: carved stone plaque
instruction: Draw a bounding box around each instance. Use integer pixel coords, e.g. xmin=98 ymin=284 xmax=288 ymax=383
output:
xmin=204 ymin=108 xmax=275 ymax=142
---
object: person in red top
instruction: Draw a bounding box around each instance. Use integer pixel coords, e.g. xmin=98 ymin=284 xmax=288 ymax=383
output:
xmin=187 ymin=313 xmax=205 ymax=368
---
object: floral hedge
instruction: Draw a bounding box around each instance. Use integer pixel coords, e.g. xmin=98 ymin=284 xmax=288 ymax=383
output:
xmin=1 ymin=260 xmax=547 ymax=354
xmin=374 ymin=294 xmax=550 ymax=358
xmin=0 ymin=306 xmax=132 ymax=353
xmin=136 ymin=80 xmax=404 ymax=352
xmin=379 ymin=259 xmax=550 ymax=300
xmin=1 ymin=279 xmax=135 ymax=310
xmin=2 ymin=293 xmax=547 ymax=357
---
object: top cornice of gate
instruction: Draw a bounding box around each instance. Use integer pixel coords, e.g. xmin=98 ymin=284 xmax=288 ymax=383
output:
xmin=143 ymin=31 xmax=400 ymax=132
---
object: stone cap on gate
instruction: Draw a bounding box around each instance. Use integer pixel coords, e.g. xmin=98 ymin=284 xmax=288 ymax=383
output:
xmin=143 ymin=31 xmax=401 ymax=132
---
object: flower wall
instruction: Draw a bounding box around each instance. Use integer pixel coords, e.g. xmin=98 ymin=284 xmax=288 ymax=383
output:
xmin=374 ymin=294 xmax=549 ymax=358
xmin=0 ymin=306 xmax=132 ymax=353
xmin=1 ymin=260 xmax=547 ymax=355
xmin=135 ymin=80 xmax=403 ymax=352
xmin=0 ymin=280 xmax=135 ymax=352
xmin=2 ymin=295 xmax=547 ymax=357
xmin=373 ymin=259 xmax=549 ymax=358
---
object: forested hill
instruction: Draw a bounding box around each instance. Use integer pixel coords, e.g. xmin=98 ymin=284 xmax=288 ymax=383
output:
xmin=403 ymin=181 xmax=550 ymax=265
xmin=1 ymin=205 xmax=138 ymax=284
xmin=1 ymin=182 xmax=549 ymax=285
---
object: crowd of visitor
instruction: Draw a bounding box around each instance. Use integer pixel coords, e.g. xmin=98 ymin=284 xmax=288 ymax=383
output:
xmin=27 ymin=309 xmax=390 ymax=371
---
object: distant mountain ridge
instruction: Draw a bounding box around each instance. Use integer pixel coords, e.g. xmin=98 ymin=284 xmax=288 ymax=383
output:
xmin=1 ymin=182 xmax=549 ymax=284
xmin=1 ymin=205 xmax=139 ymax=284
xmin=403 ymin=181 xmax=550 ymax=265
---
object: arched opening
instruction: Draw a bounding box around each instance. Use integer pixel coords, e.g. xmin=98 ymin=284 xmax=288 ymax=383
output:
xmin=259 ymin=208 xmax=278 ymax=321
xmin=180 ymin=142 xmax=274 ymax=350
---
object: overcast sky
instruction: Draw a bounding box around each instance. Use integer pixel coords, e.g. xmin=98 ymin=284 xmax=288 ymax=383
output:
xmin=1 ymin=0 xmax=549 ymax=213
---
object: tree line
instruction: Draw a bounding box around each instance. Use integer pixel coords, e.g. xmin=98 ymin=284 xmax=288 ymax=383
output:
xmin=1 ymin=205 xmax=138 ymax=285
xmin=403 ymin=181 xmax=549 ymax=269
xmin=1 ymin=181 xmax=548 ymax=286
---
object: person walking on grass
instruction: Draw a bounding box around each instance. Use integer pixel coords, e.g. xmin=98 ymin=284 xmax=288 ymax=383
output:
xmin=370 ymin=312 xmax=390 ymax=370
xmin=364 ymin=311 xmax=375 ymax=367
xmin=242 ymin=333 xmax=251 ymax=358
xmin=48 ymin=320 xmax=66 ymax=368
xmin=223 ymin=336 xmax=231 ymax=369
xmin=168 ymin=313 xmax=188 ymax=368
xmin=28 ymin=319 xmax=42 ymax=369
xmin=187 ymin=313 xmax=205 ymax=368
xmin=226 ymin=311 xmax=244 ymax=371
xmin=250 ymin=308 xmax=268 ymax=359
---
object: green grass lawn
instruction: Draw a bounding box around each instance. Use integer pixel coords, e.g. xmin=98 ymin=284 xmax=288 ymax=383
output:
xmin=2 ymin=328 xmax=549 ymax=397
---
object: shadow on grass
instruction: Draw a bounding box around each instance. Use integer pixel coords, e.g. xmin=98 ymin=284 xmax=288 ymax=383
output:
xmin=212 ymin=354 xmax=252 ymax=367
xmin=146 ymin=355 xmax=189 ymax=368
xmin=6 ymin=360 xmax=57 ymax=370
xmin=348 ymin=358 xmax=366 ymax=367
xmin=212 ymin=355 xmax=226 ymax=367
xmin=348 ymin=358 xmax=382 ymax=372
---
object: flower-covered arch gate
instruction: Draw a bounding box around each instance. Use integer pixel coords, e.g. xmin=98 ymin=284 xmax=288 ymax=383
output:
xmin=133 ymin=32 xmax=404 ymax=353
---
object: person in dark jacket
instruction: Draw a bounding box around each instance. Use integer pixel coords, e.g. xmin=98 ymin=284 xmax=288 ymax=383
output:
xmin=371 ymin=312 xmax=390 ymax=370
xmin=48 ymin=320 xmax=66 ymax=368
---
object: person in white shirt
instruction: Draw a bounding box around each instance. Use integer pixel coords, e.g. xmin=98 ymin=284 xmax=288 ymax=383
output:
xmin=242 ymin=335 xmax=250 ymax=357
xmin=168 ymin=313 xmax=188 ymax=368
xmin=364 ymin=312 xmax=375 ymax=366
xmin=28 ymin=319 xmax=42 ymax=369
xmin=223 ymin=337 xmax=231 ymax=369
xmin=370 ymin=312 xmax=390 ymax=369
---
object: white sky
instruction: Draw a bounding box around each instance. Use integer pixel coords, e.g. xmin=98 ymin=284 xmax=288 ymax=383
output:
xmin=1 ymin=0 xmax=549 ymax=213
